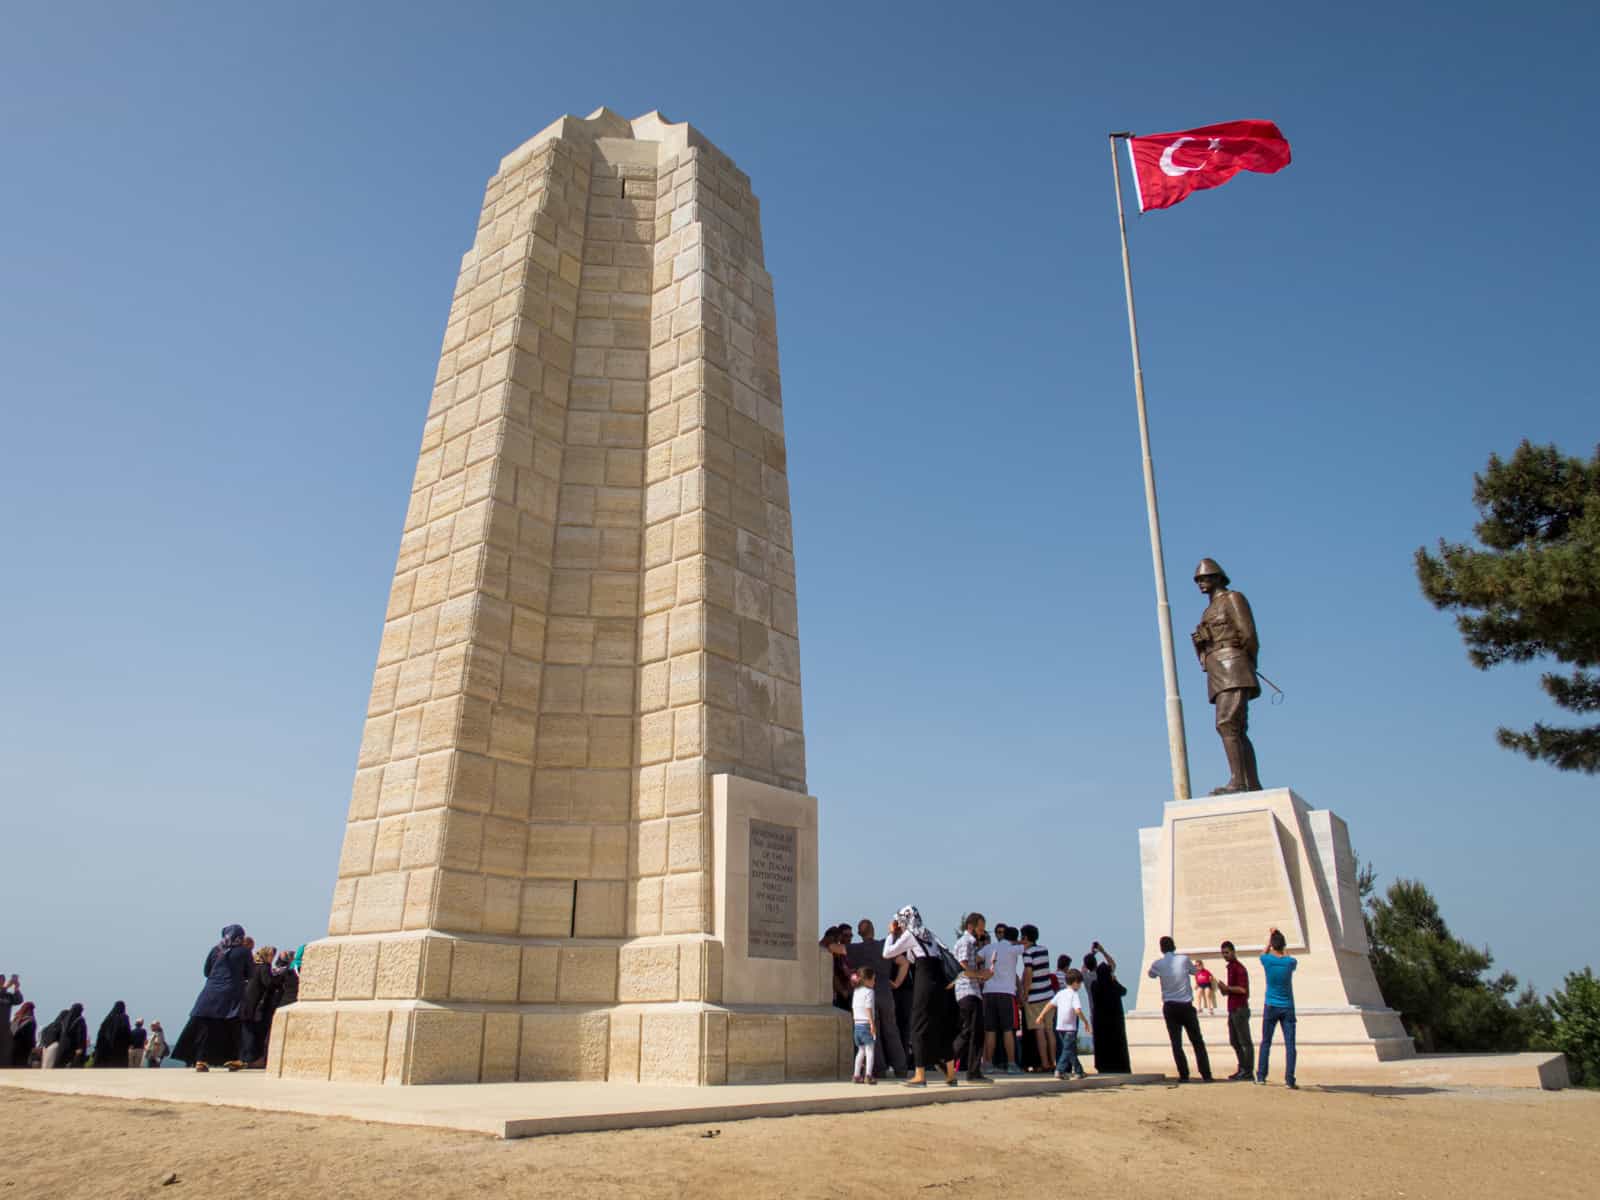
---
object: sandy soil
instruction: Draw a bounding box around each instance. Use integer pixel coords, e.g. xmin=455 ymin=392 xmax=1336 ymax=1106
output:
xmin=3 ymin=1081 xmax=1596 ymax=1199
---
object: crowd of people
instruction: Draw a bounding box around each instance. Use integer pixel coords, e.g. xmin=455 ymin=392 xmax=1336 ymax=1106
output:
xmin=822 ymin=910 xmax=1131 ymax=1085
xmin=0 ymin=925 xmax=303 ymax=1074
xmin=824 ymin=911 xmax=1300 ymax=1089
xmin=8 ymin=915 xmax=1300 ymax=1088
xmin=0 ymin=976 xmax=167 ymax=1070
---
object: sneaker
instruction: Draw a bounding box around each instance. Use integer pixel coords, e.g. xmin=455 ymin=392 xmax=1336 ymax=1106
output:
xmin=852 ymin=1075 xmax=864 ymax=1084
xmin=966 ymin=1073 xmax=992 ymax=1084
xmin=866 ymin=1076 xmax=877 ymax=1086
xmin=1073 ymin=1071 xmax=1087 ymax=1080
xmin=1286 ymin=1081 xmax=1298 ymax=1090
xmin=1054 ymin=1071 xmax=1066 ymax=1080
xmin=1006 ymin=1063 xmax=1022 ymax=1075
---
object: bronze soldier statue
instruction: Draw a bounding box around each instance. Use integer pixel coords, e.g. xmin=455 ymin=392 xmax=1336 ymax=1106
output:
xmin=1190 ymin=559 xmax=1262 ymax=794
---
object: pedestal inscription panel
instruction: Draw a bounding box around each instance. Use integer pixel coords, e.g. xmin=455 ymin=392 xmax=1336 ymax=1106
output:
xmin=747 ymin=820 xmax=797 ymax=960
xmin=1171 ymin=809 xmax=1303 ymax=952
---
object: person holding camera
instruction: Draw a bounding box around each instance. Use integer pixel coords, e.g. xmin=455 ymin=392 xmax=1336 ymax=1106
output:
xmin=1148 ymin=935 xmax=1213 ymax=1083
xmin=1257 ymin=927 xmax=1298 ymax=1088
xmin=1083 ymin=941 xmax=1130 ymax=1073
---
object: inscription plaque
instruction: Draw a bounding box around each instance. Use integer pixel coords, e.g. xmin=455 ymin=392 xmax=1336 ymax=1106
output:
xmin=747 ymin=819 xmax=798 ymax=960
xmin=1171 ymin=810 xmax=1303 ymax=952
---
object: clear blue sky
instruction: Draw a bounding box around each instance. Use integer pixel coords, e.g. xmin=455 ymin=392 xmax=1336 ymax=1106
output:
xmin=3 ymin=2 xmax=1595 ymax=1033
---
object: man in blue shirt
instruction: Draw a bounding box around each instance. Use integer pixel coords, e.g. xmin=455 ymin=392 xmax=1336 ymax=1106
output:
xmin=1257 ymin=926 xmax=1298 ymax=1089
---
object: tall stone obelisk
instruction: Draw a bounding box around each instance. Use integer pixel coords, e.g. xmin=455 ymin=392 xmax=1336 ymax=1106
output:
xmin=269 ymin=109 xmax=845 ymax=1085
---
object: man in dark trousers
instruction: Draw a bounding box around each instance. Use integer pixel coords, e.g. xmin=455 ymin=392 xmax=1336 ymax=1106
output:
xmin=1217 ymin=940 xmax=1253 ymax=1080
xmin=952 ymin=912 xmax=993 ymax=1082
xmin=1147 ymin=936 xmax=1213 ymax=1082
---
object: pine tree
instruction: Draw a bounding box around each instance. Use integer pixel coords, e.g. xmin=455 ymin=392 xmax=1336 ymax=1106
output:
xmin=1415 ymin=440 xmax=1600 ymax=772
xmin=1548 ymin=968 xmax=1600 ymax=1087
xmin=1365 ymin=877 xmax=1545 ymax=1052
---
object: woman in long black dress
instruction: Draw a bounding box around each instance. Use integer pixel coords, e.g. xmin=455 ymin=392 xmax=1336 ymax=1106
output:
xmin=240 ymin=946 xmax=282 ymax=1067
xmin=881 ymin=906 xmax=957 ymax=1087
xmin=172 ymin=924 xmax=252 ymax=1071
xmin=1083 ymin=945 xmax=1131 ymax=1073
xmin=57 ymin=1003 xmax=88 ymax=1068
xmin=92 ymin=1000 xmax=132 ymax=1067
xmin=7 ymin=1002 xmax=35 ymax=1067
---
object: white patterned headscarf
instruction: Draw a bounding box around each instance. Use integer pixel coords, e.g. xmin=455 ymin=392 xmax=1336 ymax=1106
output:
xmin=896 ymin=905 xmax=933 ymax=948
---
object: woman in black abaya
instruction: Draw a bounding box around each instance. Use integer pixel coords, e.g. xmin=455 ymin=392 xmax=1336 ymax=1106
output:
xmin=1083 ymin=945 xmax=1131 ymax=1074
xmin=881 ymin=906 xmax=958 ymax=1088
xmin=7 ymin=1002 xmax=36 ymax=1067
xmin=93 ymin=1000 xmax=133 ymax=1067
xmin=57 ymin=1003 xmax=88 ymax=1068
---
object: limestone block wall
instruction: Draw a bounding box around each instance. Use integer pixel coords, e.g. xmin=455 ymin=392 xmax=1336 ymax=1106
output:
xmin=273 ymin=109 xmax=837 ymax=1086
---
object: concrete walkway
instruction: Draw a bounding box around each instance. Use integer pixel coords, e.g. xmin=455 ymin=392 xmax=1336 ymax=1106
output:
xmin=1 ymin=1070 xmax=1164 ymax=1139
xmin=2 ymin=1050 xmax=1564 ymax=1138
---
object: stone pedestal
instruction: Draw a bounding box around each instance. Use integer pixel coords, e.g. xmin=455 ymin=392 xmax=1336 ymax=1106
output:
xmin=266 ymin=107 xmax=846 ymax=1086
xmin=1128 ymin=788 xmax=1413 ymax=1072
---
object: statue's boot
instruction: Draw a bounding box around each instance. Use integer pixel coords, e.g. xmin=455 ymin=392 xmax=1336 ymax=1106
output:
xmin=1209 ymin=736 xmax=1249 ymax=796
xmin=1238 ymin=733 xmax=1261 ymax=792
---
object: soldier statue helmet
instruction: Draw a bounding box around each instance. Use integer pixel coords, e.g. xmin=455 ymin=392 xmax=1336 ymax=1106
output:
xmin=1190 ymin=558 xmax=1262 ymax=795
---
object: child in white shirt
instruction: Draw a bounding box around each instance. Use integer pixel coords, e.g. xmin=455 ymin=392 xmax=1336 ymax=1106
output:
xmin=1035 ymin=968 xmax=1092 ymax=1079
xmin=851 ymin=966 xmax=878 ymax=1084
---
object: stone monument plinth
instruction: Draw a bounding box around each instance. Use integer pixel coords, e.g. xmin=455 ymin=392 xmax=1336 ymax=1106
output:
xmin=1128 ymin=788 xmax=1413 ymax=1071
xmin=266 ymin=108 xmax=848 ymax=1085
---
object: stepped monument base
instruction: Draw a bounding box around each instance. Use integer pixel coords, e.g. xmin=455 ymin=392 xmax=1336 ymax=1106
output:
xmin=270 ymin=776 xmax=848 ymax=1084
xmin=1127 ymin=787 xmax=1414 ymax=1073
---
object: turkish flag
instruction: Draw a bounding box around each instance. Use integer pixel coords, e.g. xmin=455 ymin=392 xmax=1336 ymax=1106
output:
xmin=1127 ymin=120 xmax=1291 ymax=212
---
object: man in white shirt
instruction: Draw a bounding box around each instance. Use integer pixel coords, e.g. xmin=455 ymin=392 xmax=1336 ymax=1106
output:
xmin=1147 ymin=935 xmax=1213 ymax=1082
xmin=979 ymin=924 xmax=1025 ymax=1074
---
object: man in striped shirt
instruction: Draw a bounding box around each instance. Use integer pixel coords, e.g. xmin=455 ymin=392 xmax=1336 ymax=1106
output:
xmin=1019 ymin=925 xmax=1056 ymax=1071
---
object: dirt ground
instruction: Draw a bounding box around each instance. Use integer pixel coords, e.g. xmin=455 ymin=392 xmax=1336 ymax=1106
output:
xmin=3 ymin=1081 xmax=1596 ymax=1199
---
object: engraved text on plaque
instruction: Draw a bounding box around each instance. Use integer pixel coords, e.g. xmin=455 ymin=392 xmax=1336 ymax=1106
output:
xmin=1171 ymin=810 xmax=1304 ymax=951
xmin=747 ymin=819 xmax=798 ymax=960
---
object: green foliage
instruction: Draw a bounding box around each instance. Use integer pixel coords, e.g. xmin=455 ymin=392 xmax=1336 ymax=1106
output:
xmin=1415 ymin=440 xmax=1600 ymax=772
xmin=1365 ymin=877 xmax=1545 ymax=1052
xmin=1549 ymin=968 xmax=1600 ymax=1087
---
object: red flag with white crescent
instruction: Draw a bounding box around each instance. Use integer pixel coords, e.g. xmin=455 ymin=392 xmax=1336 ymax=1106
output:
xmin=1126 ymin=120 xmax=1291 ymax=212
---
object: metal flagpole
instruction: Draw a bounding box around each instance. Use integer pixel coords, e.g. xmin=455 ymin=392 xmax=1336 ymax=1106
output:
xmin=1108 ymin=132 xmax=1192 ymax=802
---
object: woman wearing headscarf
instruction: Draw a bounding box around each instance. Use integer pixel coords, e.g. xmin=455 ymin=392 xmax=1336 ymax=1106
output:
xmin=273 ymin=949 xmax=300 ymax=1008
xmin=1083 ymin=943 xmax=1131 ymax=1074
xmin=38 ymin=1009 xmax=69 ymax=1069
xmin=172 ymin=924 xmax=252 ymax=1071
xmin=880 ymin=906 xmax=958 ymax=1087
xmin=7 ymin=1002 xmax=35 ymax=1068
xmin=240 ymin=945 xmax=281 ymax=1068
xmin=144 ymin=1021 xmax=169 ymax=1068
xmin=92 ymin=1001 xmax=133 ymax=1067
xmin=0 ymin=974 xmax=21 ymax=1066
xmin=57 ymin=1003 xmax=89 ymax=1068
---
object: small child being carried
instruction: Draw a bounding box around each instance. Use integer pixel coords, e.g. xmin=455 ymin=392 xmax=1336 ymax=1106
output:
xmin=851 ymin=967 xmax=878 ymax=1084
